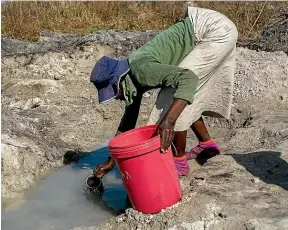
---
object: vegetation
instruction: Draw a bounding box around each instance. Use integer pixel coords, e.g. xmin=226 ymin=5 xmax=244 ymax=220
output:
xmin=1 ymin=1 xmax=287 ymax=41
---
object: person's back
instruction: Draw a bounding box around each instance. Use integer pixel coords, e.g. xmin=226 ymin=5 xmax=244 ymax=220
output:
xmin=129 ymin=17 xmax=196 ymax=67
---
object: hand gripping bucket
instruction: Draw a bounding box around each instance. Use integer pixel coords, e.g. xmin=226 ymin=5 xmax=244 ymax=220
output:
xmin=108 ymin=125 xmax=182 ymax=214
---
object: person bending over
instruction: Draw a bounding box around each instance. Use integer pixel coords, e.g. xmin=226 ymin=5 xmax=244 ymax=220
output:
xmin=89 ymin=6 xmax=238 ymax=177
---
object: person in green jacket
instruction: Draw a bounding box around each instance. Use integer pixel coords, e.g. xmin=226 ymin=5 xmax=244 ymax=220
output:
xmin=90 ymin=6 xmax=238 ymax=177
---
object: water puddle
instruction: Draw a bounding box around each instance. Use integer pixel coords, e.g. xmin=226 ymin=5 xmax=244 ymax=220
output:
xmin=2 ymin=145 xmax=127 ymax=230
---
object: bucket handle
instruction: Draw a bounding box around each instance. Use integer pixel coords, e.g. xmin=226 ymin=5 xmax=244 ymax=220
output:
xmin=171 ymin=142 xmax=179 ymax=157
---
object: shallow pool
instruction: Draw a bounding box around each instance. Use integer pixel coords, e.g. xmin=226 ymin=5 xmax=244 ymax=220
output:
xmin=2 ymin=146 xmax=127 ymax=230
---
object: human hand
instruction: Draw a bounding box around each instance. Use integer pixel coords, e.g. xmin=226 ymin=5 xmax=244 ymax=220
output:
xmin=158 ymin=118 xmax=175 ymax=153
xmin=93 ymin=157 xmax=115 ymax=178
xmin=157 ymin=98 xmax=188 ymax=153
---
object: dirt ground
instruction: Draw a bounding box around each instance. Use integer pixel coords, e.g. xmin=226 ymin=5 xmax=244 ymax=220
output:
xmin=1 ymin=22 xmax=288 ymax=229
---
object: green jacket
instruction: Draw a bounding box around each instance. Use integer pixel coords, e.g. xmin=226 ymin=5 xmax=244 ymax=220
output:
xmin=117 ymin=17 xmax=198 ymax=135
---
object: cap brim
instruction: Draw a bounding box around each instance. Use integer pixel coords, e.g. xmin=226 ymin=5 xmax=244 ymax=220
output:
xmin=98 ymin=84 xmax=117 ymax=104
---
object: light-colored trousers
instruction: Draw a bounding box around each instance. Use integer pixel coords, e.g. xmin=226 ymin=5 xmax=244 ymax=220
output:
xmin=147 ymin=6 xmax=238 ymax=131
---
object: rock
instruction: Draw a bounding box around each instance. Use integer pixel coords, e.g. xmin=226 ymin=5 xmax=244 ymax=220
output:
xmin=1 ymin=30 xmax=160 ymax=57
xmin=143 ymin=92 xmax=151 ymax=98
xmin=245 ymin=218 xmax=288 ymax=230
xmin=22 ymin=97 xmax=42 ymax=110
xmin=2 ymin=20 xmax=287 ymax=57
xmin=237 ymin=20 xmax=288 ymax=54
xmin=251 ymin=177 xmax=260 ymax=184
xmin=180 ymin=221 xmax=205 ymax=230
xmin=1 ymin=134 xmax=53 ymax=199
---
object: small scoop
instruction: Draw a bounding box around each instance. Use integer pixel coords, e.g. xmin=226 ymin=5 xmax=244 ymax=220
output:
xmin=85 ymin=175 xmax=104 ymax=194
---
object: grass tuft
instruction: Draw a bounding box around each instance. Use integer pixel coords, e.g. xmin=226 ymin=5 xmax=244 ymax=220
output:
xmin=1 ymin=1 xmax=287 ymax=42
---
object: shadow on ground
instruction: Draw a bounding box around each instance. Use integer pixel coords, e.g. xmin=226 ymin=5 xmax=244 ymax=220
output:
xmin=231 ymin=151 xmax=288 ymax=190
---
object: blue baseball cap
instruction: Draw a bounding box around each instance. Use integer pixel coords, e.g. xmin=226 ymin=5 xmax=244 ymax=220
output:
xmin=90 ymin=56 xmax=130 ymax=104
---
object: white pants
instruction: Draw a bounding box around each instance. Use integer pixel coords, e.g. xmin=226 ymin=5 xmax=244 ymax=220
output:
xmin=147 ymin=7 xmax=238 ymax=131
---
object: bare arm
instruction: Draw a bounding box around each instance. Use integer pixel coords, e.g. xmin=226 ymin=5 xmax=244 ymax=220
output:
xmin=94 ymin=94 xmax=143 ymax=177
xmin=116 ymin=93 xmax=143 ymax=134
xmin=158 ymin=98 xmax=188 ymax=152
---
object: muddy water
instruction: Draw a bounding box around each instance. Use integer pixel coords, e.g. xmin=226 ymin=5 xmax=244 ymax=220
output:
xmin=2 ymin=146 xmax=127 ymax=230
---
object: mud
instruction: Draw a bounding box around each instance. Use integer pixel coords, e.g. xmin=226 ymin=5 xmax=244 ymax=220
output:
xmin=1 ymin=25 xmax=288 ymax=230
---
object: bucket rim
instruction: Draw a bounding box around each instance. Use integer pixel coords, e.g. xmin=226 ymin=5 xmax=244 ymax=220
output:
xmin=109 ymin=137 xmax=163 ymax=159
xmin=108 ymin=125 xmax=159 ymax=150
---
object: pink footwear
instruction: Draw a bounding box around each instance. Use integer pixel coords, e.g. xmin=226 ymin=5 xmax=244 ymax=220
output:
xmin=174 ymin=156 xmax=190 ymax=177
xmin=186 ymin=139 xmax=220 ymax=160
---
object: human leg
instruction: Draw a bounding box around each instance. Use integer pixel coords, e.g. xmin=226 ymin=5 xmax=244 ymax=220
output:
xmin=173 ymin=131 xmax=190 ymax=176
xmin=190 ymin=116 xmax=211 ymax=142
xmin=186 ymin=117 xmax=220 ymax=160
xmin=173 ymin=131 xmax=187 ymax=157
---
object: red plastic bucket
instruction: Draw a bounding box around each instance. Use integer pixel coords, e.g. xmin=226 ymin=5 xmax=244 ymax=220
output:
xmin=109 ymin=125 xmax=182 ymax=214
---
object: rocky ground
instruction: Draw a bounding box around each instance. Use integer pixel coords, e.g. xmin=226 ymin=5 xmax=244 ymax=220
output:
xmin=1 ymin=20 xmax=288 ymax=229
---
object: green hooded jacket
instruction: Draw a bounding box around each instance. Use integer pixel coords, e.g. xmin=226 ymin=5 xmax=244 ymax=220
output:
xmin=117 ymin=16 xmax=198 ymax=135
